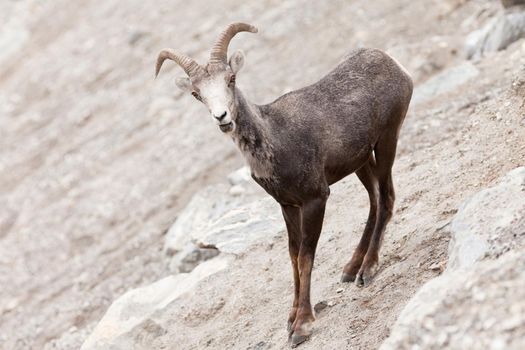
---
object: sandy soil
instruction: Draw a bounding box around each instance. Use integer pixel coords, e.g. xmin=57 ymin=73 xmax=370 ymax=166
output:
xmin=149 ymin=43 xmax=524 ymax=350
xmin=0 ymin=0 xmax=524 ymax=349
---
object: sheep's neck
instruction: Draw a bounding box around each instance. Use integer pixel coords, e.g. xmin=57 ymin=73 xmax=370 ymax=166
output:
xmin=231 ymin=89 xmax=274 ymax=179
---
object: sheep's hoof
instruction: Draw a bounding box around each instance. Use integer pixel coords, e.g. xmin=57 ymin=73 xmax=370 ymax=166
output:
xmin=355 ymin=273 xmax=369 ymax=287
xmin=288 ymin=317 xmax=313 ymax=347
xmin=287 ymin=307 xmax=298 ymax=335
xmin=355 ymin=262 xmax=378 ymax=287
xmin=290 ymin=332 xmax=310 ymax=348
xmin=340 ymin=272 xmax=356 ymax=283
xmin=341 ymin=257 xmax=363 ymax=283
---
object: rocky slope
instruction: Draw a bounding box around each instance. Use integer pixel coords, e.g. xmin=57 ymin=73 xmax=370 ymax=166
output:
xmin=1 ymin=0 xmax=524 ymax=349
xmin=382 ymin=167 xmax=525 ymax=350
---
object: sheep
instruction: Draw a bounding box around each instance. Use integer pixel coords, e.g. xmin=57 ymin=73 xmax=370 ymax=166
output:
xmin=155 ymin=22 xmax=413 ymax=347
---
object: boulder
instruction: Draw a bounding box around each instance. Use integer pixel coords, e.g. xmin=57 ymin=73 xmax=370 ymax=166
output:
xmin=165 ymin=166 xmax=282 ymax=257
xmin=81 ymin=256 xmax=232 ymax=350
xmin=226 ymin=166 xmax=252 ymax=186
xmin=192 ymin=197 xmax=284 ymax=254
xmin=163 ymin=184 xmax=234 ymax=256
xmin=165 ymin=189 xmax=283 ymax=257
xmin=168 ymin=244 xmax=220 ymax=273
xmin=448 ymin=166 xmax=525 ymax=270
xmin=381 ymin=251 xmax=525 ymax=350
xmin=412 ymin=62 xmax=479 ymax=105
xmin=381 ymin=167 xmax=525 ymax=349
xmin=466 ymin=6 xmax=525 ymax=59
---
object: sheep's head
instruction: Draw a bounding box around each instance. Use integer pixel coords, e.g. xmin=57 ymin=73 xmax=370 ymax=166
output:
xmin=155 ymin=23 xmax=258 ymax=133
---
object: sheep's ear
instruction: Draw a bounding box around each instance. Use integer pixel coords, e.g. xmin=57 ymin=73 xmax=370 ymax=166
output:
xmin=175 ymin=77 xmax=192 ymax=92
xmin=229 ymin=50 xmax=245 ymax=74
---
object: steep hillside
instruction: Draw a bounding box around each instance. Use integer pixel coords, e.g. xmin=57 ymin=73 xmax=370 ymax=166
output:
xmin=0 ymin=1 xmax=524 ymax=349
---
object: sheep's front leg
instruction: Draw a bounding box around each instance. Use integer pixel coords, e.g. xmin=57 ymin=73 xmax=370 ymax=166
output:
xmin=290 ymin=197 xmax=326 ymax=347
xmin=281 ymin=204 xmax=302 ymax=333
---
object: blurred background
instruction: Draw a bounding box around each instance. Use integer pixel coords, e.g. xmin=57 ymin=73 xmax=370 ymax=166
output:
xmin=0 ymin=0 xmax=524 ymax=349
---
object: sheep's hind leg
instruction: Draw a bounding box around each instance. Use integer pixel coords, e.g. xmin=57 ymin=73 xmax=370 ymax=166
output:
xmin=341 ymin=156 xmax=379 ymax=283
xmin=356 ymin=134 xmax=397 ymax=287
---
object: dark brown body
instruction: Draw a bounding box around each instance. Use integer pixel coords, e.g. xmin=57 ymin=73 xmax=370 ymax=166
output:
xmin=231 ymin=48 xmax=413 ymax=345
xmin=155 ymin=22 xmax=412 ymax=346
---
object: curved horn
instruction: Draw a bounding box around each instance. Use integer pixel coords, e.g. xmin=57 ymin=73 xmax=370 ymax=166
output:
xmin=155 ymin=49 xmax=204 ymax=78
xmin=209 ymin=22 xmax=258 ymax=65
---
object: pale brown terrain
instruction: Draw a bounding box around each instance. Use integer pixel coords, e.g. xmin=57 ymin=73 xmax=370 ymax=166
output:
xmin=0 ymin=1 xmax=524 ymax=349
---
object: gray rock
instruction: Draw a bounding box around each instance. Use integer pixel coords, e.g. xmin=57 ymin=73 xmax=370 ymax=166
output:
xmin=381 ymin=167 xmax=525 ymax=349
xmin=168 ymin=244 xmax=220 ymax=273
xmin=466 ymin=7 xmax=525 ymax=59
xmin=448 ymin=166 xmax=525 ymax=270
xmin=381 ymin=251 xmax=525 ymax=350
xmin=191 ymin=197 xmax=284 ymax=255
xmin=164 ymin=184 xmax=283 ymax=256
xmin=412 ymin=62 xmax=479 ymax=105
xmin=81 ymin=256 xmax=231 ymax=350
xmin=163 ymin=184 xmax=233 ymax=255
xmin=229 ymin=184 xmax=246 ymax=196
xmin=227 ymin=166 xmax=252 ymax=186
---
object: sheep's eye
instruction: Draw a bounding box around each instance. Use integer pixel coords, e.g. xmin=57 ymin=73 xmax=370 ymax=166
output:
xmin=228 ymin=75 xmax=236 ymax=86
xmin=191 ymin=91 xmax=200 ymax=100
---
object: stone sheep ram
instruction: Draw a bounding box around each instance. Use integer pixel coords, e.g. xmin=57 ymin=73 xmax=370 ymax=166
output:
xmin=155 ymin=22 xmax=413 ymax=347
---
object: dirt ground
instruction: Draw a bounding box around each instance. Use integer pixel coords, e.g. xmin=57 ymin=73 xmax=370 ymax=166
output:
xmin=149 ymin=45 xmax=524 ymax=350
xmin=1 ymin=0 xmax=524 ymax=349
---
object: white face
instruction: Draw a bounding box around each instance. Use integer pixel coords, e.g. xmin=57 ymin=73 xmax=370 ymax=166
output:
xmin=175 ymin=50 xmax=245 ymax=133
xmin=193 ymin=72 xmax=236 ymax=132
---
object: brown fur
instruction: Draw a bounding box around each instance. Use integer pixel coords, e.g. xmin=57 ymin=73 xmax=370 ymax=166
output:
xmin=228 ymin=48 xmax=413 ymax=345
xmin=161 ymin=45 xmax=413 ymax=346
